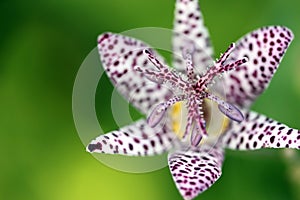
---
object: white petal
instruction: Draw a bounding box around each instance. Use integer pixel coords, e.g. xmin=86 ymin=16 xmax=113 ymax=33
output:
xmin=168 ymin=144 xmax=224 ymax=200
xmin=97 ymin=33 xmax=172 ymax=114
xmin=221 ymin=110 xmax=300 ymax=150
xmin=172 ymin=0 xmax=214 ymax=74
xmin=223 ymin=26 xmax=294 ymax=107
xmin=87 ymin=119 xmax=179 ymax=156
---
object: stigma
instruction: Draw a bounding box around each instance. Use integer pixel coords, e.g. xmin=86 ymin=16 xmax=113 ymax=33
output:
xmin=134 ymin=43 xmax=247 ymax=147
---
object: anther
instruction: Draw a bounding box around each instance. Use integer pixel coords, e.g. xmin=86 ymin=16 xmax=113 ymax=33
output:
xmin=138 ymin=49 xmax=191 ymax=91
xmin=147 ymin=103 xmax=168 ymax=127
xmin=218 ymin=103 xmax=244 ymax=123
xmin=190 ymin=120 xmax=205 ymax=147
xmin=147 ymin=96 xmax=186 ymax=127
xmin=205 ymin=92 xmax=244 ymax=122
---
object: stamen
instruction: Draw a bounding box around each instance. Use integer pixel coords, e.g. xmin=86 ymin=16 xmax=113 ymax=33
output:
xmin=194 ymin=43 xmax=249 ymax=90
xmin=220 ymin=57 xmax=248 ymax=73
xmin=185 ymin=117 xmax=206 ymax=147
xmin=205 ymin=93 xmax=244 ymax=122
xmin=133 ymin=66 xmax=163 ymax=84
xmin=184 ymin=97 xmax=207 ymax=145
xmin=191 ymin=121 xmax=203 ymax=147
xmin=147 ymin=96 xmax=186 ymax=127
xmin=184 ymin=111 xmax=194 ymax=139
xmin=134 ymin=50 xmax=191 ymax=92
xmin=217 ymin=43 xmax=235 ymax=65
xmin=146 ymin=103 xmax=167 ymax=128
xmin=218 ymin=103 xmax=244 ymax=123
xmin=143 ymin=49 xmax=165 ymax=70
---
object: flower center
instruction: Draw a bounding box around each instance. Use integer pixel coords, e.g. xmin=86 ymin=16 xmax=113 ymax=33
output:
xmin=134 ymin=43 xmax=247 ymax=147
xmin=170 ymin=99 xmax=230 ymax=144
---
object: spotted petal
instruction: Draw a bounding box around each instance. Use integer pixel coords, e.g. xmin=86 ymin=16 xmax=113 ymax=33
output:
xmin=221 ymin=110 xmax=300 ymax=150
xmin=223 ymin=26 xmax=294 ymax=107
xmin=97 ymin=33 xmax=172 ymax=114
xmin=172 ymin=0 xmax=214 ymax=73
xmin=87 ymin=119 xmax=178 ymax=156
xmin=168 ymin=144 xmax=224 ymax=200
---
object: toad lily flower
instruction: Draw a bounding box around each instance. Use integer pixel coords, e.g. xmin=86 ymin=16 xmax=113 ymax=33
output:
xmin=87 ymin=0 xmax=300 ymax=199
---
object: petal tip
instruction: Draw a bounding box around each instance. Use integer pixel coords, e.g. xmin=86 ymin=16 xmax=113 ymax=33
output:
xmin=280 ymin=26 xmax=294 ymax=40
xmin=86 ymin=142 xmax=100 ymax=153
xmin=97 ymin=32 xmax=112 ymax=44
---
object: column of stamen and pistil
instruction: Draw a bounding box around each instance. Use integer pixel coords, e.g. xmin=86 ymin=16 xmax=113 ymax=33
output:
xmin=185 ymin=43 xmax=248 ymax=146
xmin=182 ymin=48 xmax=208 ymax=146
xmin=134 ymin=43 xmax=248 ymax=147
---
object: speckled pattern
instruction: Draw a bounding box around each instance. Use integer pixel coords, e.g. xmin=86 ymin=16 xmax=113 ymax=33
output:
xmin=172 ymin=0 xmax=214 ymax=73
xmin=97 ymin=33 xmax=172 ymax=115
xmin=168 ymin=144 xmax=224 ymax=200
xmin=223 ymin=26 xmax=294 ymax=108
xmin=221 ymin=110 xmax=300 ymax=150
xmin=87 ymin=119 xmax=178 ymax=156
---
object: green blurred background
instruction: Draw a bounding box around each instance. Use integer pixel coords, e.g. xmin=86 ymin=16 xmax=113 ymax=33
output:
xmin=1 ymin=0 xmax=300 ymax=199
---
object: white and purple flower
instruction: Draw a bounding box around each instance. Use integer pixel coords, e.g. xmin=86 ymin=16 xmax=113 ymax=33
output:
xmin=87 ymin=0 xmax=299 ymax=199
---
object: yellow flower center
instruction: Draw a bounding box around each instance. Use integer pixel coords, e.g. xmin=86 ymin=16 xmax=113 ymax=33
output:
xmin=170 ymin=99 xmax=230 ymax=143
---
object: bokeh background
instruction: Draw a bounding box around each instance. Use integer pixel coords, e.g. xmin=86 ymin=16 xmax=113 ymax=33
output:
xmin=1 ymin=0 xmax=300 ymax=199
